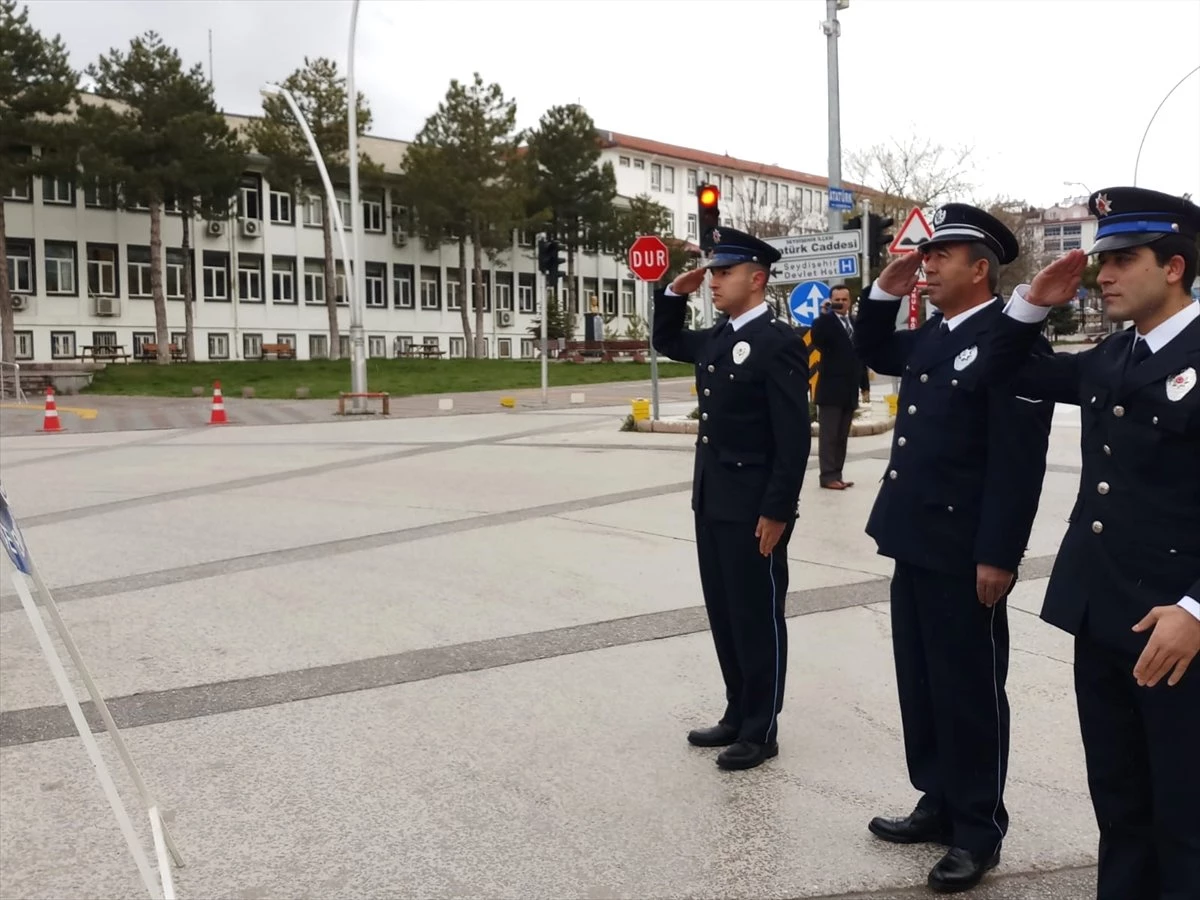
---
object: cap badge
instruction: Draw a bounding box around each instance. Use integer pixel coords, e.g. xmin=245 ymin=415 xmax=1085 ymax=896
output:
xmin=1094 ymin=193 xmax=1113 ymax=217
xmin=1166 ymin=367 xmax=1196 ymax=402
xmin=953 ymin=345 xmax=979 ymax=371
xmin=732 ymin=341 xmax=751 ymax=365
xmin=711 ymin=228 xmax=721 ymax=244
xmin=932 ymin=208 xmax=946 ymax=226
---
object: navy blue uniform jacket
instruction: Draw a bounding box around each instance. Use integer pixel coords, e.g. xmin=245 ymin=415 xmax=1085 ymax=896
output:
xmin=853 ymin=294 xmax=1055 ymax=575
xmin=652 ymin=290 xmax=811 ymax=523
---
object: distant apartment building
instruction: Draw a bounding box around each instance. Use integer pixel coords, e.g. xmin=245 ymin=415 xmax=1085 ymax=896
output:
xmin=4 ymin=109 xmax=853 ymax=364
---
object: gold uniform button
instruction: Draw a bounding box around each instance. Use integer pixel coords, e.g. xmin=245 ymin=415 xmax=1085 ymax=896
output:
xmin=1092 ymin=521 xmax=1104 ymax=534
xmin=1097 ymin=482 xmax=1110 ymax=495
xmin=1113 ymin=406 xmax=1125 ymax=417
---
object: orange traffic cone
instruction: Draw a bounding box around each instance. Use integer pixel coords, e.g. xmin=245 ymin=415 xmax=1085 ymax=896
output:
xmin=42 ymin=387 xmax=63 ymax=432
xmin=208 ymin=381 xmax=228 ymax=425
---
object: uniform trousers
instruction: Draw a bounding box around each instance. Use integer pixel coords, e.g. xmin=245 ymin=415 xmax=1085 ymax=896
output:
xmin=889 ymin=561 xmax=1011 ymax=858
xmin=694 ymin=514 xmax=795 ymax=745
xmin=1074 ymin=632 xmax=1200 ymax=900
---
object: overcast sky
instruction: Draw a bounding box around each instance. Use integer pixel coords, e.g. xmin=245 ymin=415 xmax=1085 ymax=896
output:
xmin=24 ymin=0 xmax=1200 ymax=209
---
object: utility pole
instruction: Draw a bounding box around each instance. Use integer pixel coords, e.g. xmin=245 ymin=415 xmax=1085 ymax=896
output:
xmin=346 ymin=0 xmax=367 ymax=411
xmin=822 ymin=0 xmax=848 ymax=233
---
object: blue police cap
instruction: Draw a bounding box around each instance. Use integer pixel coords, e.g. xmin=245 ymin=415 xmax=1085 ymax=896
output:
xmin=1087 ymin=186 xmax=1200 ymax=254
xmin=701 ymin=226 xmax=783 ymax=271
xmin=920 ymin=203 xmax=1020 ymax=265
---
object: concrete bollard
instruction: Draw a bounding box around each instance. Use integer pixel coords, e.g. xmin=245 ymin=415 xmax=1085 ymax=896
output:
xmin=570 ymin=392 xmax=585 ymax=404
xmin=438 ymin=398 xmax=454 ymax=411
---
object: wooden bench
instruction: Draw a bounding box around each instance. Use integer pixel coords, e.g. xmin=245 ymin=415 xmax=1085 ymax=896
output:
xmin=139 ymin=343 xmax=187 ymax=361
xmin=260 ymin=343 xmax=296 ymax=359
xmin=562 ymin=339 xmax=649 ymax=361
xmin=337 ymin=391 xmax=390 ymax=415
xmin=397 ymin=345 xmax=446 ymax=359
xmin=80 ymin=344 xmax=132 ymax=363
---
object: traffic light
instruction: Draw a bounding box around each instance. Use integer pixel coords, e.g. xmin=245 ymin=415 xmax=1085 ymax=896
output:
xmin=867 ymin=213 xmax=895 ymax=270
xmin=537 ymin=237 xmax=565 ymax=281
xmin=697 ymin=183 xmax=721 ymax=253
xmin=845 ymin=214 xmax=862 ymax=231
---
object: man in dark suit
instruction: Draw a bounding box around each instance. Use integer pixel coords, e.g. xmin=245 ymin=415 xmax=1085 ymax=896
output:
xmin=852 ymin=204 xmax=1055 ymax=893
xmin=811 ymin=284 xmax=868 ymax=489
xmin=982 ymin=186 xmax=1200 ymax=900
xmin=652 ymin=227 xmax=810 ymax=771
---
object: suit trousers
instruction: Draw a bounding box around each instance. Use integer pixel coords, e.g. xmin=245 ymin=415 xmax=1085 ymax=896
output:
xmin=889 ymin=562 xmax=1011 ymax=858
xmin=817 ymin=404 xmax=853 ymax=485
xmin=694 ymin=513 xmax=794 ymax=745
xmin=1074 ymin=633 xmax=1200 ymax=900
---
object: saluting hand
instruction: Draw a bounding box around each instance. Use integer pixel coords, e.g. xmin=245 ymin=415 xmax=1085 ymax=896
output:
xmin=670 ymin=267 xmax=707 ymax=296
xmin=1026 ymin=250 xmax=1088 ymax=307
xmin=1132 ymin=605 xmax=1200 ymax=687
xmin=755 ymin=517 xmax=786 ymax=557
xmin=876 ymin=251 xmax=925 ymax=297
xmin=976 ymin=564 xmax=1015 ymax=608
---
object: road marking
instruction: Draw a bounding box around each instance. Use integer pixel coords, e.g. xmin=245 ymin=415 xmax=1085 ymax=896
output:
xmin=0 ymin=402 xmax=99 ymax=420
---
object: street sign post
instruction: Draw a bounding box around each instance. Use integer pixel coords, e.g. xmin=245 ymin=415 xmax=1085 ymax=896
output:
xmin=628 ymin=235 xmax=670 ymax=419
xmin=828 ymin=187 xmax=854 ymax=211
xmin=776 ymin=256 xmax=858 ymax=283
xmin=764 ymin=230 xmax=861 ymax=285
xmin=788 ymin=281 xmax=830 ymax=327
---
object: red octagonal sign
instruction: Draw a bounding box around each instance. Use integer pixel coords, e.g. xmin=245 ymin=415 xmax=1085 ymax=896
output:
xmin=628 ymin=235 xmax=670 ymax=282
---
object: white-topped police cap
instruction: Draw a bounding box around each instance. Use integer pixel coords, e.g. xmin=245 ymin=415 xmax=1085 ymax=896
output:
xmin=1086 ymin=186 xmax=1200 ymax=255
xmin=921 ymin=203 xmax=1020 ymax=265
xmin=701 ymin=226 xmax=783 ymax=270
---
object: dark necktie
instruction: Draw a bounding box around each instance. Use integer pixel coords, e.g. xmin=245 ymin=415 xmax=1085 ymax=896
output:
xmin=1130 ymin=336 xmax=1152 ymax=366
xmin=840 ymin=315 xmax=853 ymax=337
xmin=938 ymin=320 xmax=950 ymax=337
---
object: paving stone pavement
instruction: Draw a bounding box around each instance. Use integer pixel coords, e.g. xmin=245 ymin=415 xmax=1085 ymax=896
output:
xmin=0 ymin=397 xmax=1101 ymax=900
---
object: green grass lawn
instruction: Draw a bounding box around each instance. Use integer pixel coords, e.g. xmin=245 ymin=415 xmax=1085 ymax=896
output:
xmin=82 ymin=358 xmax=694 ymax=399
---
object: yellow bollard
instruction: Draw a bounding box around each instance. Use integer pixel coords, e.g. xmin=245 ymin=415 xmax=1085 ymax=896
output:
xmin=630 ymin=398 xmax=650 ymax=421
xmin=885 ymin=394 xmax=899 ymax=417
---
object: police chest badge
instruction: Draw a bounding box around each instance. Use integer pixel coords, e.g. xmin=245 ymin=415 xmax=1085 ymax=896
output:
xmin=1166 ymin=367 xmax=1196 ymax=402
xmin=732 ymin=341 xmax=751 ymax=365
xmin=953 ymin=346 xmax=978 ymax=371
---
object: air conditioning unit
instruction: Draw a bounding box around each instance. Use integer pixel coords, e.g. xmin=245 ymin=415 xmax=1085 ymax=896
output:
xmin=392 ymin=231 xmax=407 ymax=247
xmin=93 ymin=296 xmax=120 ymax=317
xmin=240 ymin=218 xmax=261 ymax=238
xmin=496 ymin=309 xmax=513 ymax=327
xmin=11 ymin=295 xmax=29 ymax=311
xmin=206 ymin=220 xmax=225 ymax=237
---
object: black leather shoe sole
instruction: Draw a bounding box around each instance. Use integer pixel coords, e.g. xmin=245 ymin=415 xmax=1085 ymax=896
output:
xmin=927 ymin=849 xmax=1000 ymax=894
xmin=687 ymin=725 xmax=739 ymax=747
xmin=715 ymin=742 xmax=778 ymax=770
xmin=868 ymin=818 xmax=953 ymax=846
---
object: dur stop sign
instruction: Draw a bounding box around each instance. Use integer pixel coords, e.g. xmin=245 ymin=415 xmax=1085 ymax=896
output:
xmin=629 ymin=235 xmax=670 ymax=282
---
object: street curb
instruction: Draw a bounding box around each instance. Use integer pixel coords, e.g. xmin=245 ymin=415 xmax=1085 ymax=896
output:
xmin=635 ymin=415 xmax=895 ymax=437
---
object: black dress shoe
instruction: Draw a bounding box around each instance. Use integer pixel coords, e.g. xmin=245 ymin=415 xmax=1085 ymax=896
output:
xmin=867 ymin=807 xmax=953 ymax=845
xmin=687 ymin=723 xmax=739 ymax=747
xmin=927 ymin=846 xmax=1000 ymax=894
xmin=716 ymin=740 xmax=778 ymax=770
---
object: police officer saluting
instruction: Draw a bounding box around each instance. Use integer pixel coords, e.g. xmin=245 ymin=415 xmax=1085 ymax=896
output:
xmin=852 ymin=204 xmax=1055 ymax=893
xmin=984 ymin=186 xmax=1200 ymax=900
xmin=652 ymin=227 xmax=810 ymax=771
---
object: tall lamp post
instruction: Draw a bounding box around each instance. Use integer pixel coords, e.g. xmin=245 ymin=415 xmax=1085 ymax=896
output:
xmin=346 ymin=0 xmax=367 ymax=408
xmin=1133 ymin=64 xmax=1199 ymax=187
xmin=260 ymin=85 xmax=356 ymax=366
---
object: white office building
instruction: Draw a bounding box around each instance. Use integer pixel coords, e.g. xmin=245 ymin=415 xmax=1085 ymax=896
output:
xmin=3 ymin=111 xmax=846 ymax=364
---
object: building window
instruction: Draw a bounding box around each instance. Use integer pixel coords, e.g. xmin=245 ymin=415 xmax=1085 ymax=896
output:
xmin=243 ymin=332 xmax=263 ymax=359
xmin=687 ymin=169 xmax=697 ymax=192
xmin=303 ymin=194 xmax=323 ymax=227
xmin=170 ymin=331 xmax=189 ymax=354
xmin=238 ymin=175 xmax=262 ymax=219
xmin=276 ymin=333 xmax=296 ymax=350
xmin=14 ymin=330 xmax=33 ymax=360
xmin=208 ymin=332 xmax=230 ymax=360
xmin=495 ymin=281 xmax=513 ymax=311
xmin=50 ymin=331 xmax=76 ymax=359
xmin=364 ymin=262 xmax=386 ymax=307
xmin=304 ymin=260 xmax=325 ymax=304
xmin=393 ymin=264 xmax=414 ymax=308
xmin=518 ymin=273 xmax=535 ymax=313
xmin=91 ymin=330 xmax=118 ymax=349
xmin=338 ymin=334 xmax=350 ymax=358
xmin=650 ymin=163 xmax=661 ymax=190
xmin=687 ymin=214 xmax=698 ymax=239
xmin=4 ymin=178 xmax=31 ymax=201
xmin=781 ymin=185 xmax=789 ymax=207
xmin=44 ymin=241 xmax=77 ymax=294
xmin=497 ymin=337 xmax=512 ymax=359
xmin=309 ymin=334 xmax=328 ymax=359
xmin=602 ymin=289 xmax=617 ymax=316
xmin=394 ymin=335 xmax=413 ymax=356
xmin=202 ymin=251 xmax=229 ymax=300
xmin=618 ymin=156 xmax=630 ymax=167
xmin=165 ymin=249 xmax=188 ymax=299
xmin=449 ymin=336 xmax=465 ymax=358
xmin=363 ymin=199 xmax=384 ymax=232
xmin=83 ymin=180 xmax=116 ymax=208
xmin=269 ymin=190 xmax=292 ymax=224
xmin=446 ymin=275 xmax=462 ymax=310
xmin=662 ymin=166 xmax=675 ymax=193
xmin=132 ymin=331 xmax=155 ymax=358
xmin=86 ymin=244 xmax=118 ymax=297
xmin=520 ymin=338 xmax=535 ymax=359
xmin=238 ymin=255 xmax=263 ymax=302
xmin=127 ymin=246 xmax=152 ymax=297
xmin=420 ymin=272 xmax=439 ymax=310
xmin=6 ymin=239 xmax=34 ymax=293
xmin=272 ymin=256 xmax=295 ymax=303
xmin=42 ymin=176 xmax=74 ymax=205
xmin=633 ymin=158 xmax=644 ymax=170
xmin=368 ymin=335 xmax=387 ymax=358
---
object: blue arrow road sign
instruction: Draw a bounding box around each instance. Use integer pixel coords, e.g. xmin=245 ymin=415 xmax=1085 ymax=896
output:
xmin=789 ymin=281 xmax=830 ymax=327
xmin=828 ymin=188 xmax=853 ymax=211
